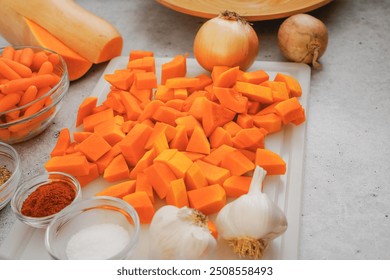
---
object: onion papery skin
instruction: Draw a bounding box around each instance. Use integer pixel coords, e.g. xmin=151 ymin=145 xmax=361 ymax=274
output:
xmin=194 ymin=11 xmax=259 ymax=72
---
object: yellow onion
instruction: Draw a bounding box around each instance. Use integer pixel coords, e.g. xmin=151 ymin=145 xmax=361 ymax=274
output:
xmin=278 ymin=13 xmax=328 ymax=69
xmin=193 ymin=11 xmax=259 ymax=72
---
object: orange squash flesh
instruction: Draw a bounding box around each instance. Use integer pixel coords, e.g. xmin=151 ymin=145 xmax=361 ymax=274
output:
xmin=44 ymin=49 xmax=307 ymax=224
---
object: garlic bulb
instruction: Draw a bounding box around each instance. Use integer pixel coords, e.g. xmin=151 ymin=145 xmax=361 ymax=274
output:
xmin=215 ymin=166 xmax=287 ymax=259
xmin=148 ymin=205 xmax=217 ymax=259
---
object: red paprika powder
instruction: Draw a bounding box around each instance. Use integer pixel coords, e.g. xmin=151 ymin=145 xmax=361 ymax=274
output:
xmin=21 ymin=180 xmax=76 ymax=217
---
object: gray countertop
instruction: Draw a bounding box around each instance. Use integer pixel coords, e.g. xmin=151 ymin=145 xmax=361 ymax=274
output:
xmin=1 ymin=0 xmax=389 ymax=260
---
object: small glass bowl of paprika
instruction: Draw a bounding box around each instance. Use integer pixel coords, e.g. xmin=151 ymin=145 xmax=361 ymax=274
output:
xmin=11 ymin=171 xmax=81 ymax=229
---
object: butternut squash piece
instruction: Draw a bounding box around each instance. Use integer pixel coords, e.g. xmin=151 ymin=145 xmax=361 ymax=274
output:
xmin=213 ymin=86 xmax=248 ymax=114
xmin=165 ymin=77 xmax=200 ymax=89
xmin=203 ymin=144 xmax=236 ymax=166
xmin=165 ymin=151 xmax=193 ymax=178
xmin=143 ymin=162 xmax=177 ymax=199
xmin=213 ymin=66 xmax=240 ymax=88
xmin=232 ymin=127 xmax=265 ymax=151
xmin=127 ymin=57 xmax=155 ymax=73
xmin=135 ymin=172 xmax=154 ymax=203
xmin=274 ymin=72 xmax=302 ymax=97
xmin=104 ymin=69 xmax=134 ymax=91
xmin=119 ymin=90 xmax=142 ymax=121
xmin=9 ymin=0 xmax=122 ymax=63
xmin=201 ymin=99 xmax=236 ymax=137
xmin=169 ymin=125 xmax=189 ymax=151
xmin=261 ymin=80 xmax=289 ymax=102
xmin=174 ymin=114 xmax=202 ymax=137
xmin=236 ymin=113 xmax=254 ymax=128
xmin=185 ymin=162 xmax=208 ymax=191
xmin=76 ymin=97 xmax=97 ymax=127
xmin=103 ymin=154 xmax=130 ymax=182
xmin=129 ymin=50 xmax=154 ymax=61
xmin=188 ymin=74 xmax=212 ymax=93
xmin=220 ymin=149 xmax=255 ymax=176
xmin=253 ymin=113 xmax=282 ymax=134
xmin=134 ymin=71 xmax=157 ymax=90
xmin=274 ymin=97 xmax=304 ymax=124
xmin=76 ymin=133 xmax=112 ymax=162
xmin=166 ymin=178 xmax=189 ymax=208
xmin=138 ymin=99 xmax=164 ymax=122
xmin=221 ymin=121 xmax=239 ymax=137
xmin=94 ymin=144 xmax=121 ymax=175
xmin=234 ymin=81 xmax=273 ymax=104
xmin=93 ymin=119 xmax=125 ymax=146
xmin=129 ymin=83 xmax=152 ymax=104
xmin=154 ymin=85 xmax=174 ymax=102
xmin=195 ymin=160 xmax=231 ymax=185
xmin=152 ymin=106 xmax=185 ymax=127
xmin=238 ymin=69 xmax=269 ymax=84
xmin=187 ymin=184 xmax=226 ymax=215
xmin=161 ymin=54 xmax=187 ymax=84
xmin=95 ymin=180 xmax=136 ymax=198
xmin=123 ymin=191 xmax=155 ymax=224
xmin=75 ymin=162 xmax=100 ymax=187
xmin=73 ymin=131 xmax=93 ymax=143
xmin=45 ymin=154 xmax=89 ymax=176
xmin=50 ymin=128 xmax=71 ymax=157
xmin=255 ymin=148 xmax=286 ymax=175
xmin=209 ymin=126 xmax=233 ymax=149
xmin=82 ymin=108 xmax=114 ymax=132
xmin=222 ymin=175 xmax=252 ymax=197
xmin=186 ymin=126 xmax=210 ymax=155
xmin=19 ymin=19 xmax=93 ymax=81
xmin=119 ymin=123 xmax=153 ymax=166
xmin=129 ymin=148 xmax=157 ymax=179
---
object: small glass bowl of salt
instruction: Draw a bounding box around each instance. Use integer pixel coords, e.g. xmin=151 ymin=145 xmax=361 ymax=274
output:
xmin=45 ymin=196 xmax=140 ymax=260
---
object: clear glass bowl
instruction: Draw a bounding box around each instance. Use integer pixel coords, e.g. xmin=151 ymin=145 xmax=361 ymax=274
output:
xmin=45 ymin=196 xmax=140 ymax=260
xmin=11 ymin=171 xmax=81 ymax=228
xmin=0 ymin=45 xmax=69 ymax=144
xmin=0 ymin=142 xmax=21 ymax=210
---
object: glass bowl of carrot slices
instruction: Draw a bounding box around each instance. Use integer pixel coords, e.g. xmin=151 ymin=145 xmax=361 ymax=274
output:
xmin=0 ymin=45 xmax=69 ymax=144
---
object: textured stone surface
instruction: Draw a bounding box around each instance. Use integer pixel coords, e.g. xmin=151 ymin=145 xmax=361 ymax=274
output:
xmin=0 ymin=0 xmax=389 ymax=259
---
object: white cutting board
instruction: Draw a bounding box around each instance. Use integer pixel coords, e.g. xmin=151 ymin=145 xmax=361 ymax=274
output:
xmin=0 ymin=57 xmax=311 ymax=260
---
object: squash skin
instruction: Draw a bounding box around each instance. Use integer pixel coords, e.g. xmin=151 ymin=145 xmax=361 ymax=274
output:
xmin=5 ymin=0 xmax=123 ymax=64
xmin=0 ymin=0 xmax=123 ymax=80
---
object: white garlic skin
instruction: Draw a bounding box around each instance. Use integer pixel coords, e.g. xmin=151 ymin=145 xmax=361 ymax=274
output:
xmin=216 ymin=192 xmax=288 ymax=241
xmin=148 ymin=205 xmax=217 ymax=260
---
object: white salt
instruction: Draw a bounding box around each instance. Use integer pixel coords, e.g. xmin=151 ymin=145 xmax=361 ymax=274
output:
xmin=66 ymin=223 xmax=131 ymax=260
